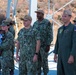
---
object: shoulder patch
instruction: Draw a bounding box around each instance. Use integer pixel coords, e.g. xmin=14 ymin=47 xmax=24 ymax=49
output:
xmin=74 ymin=26 xmax=76 ymax=31
xmin=59 ymin=29 xmax=63 ymax=34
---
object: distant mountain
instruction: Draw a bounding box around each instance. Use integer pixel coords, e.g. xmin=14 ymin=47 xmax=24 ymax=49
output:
xmin=0 ymin=0 xmax=75 ymax=43
xmin=0 ymin=0 xmax=76 ymax=17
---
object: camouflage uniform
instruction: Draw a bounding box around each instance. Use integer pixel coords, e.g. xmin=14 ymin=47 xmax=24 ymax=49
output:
xmin=9 ymin=26 xmax=15 ymax=37
xmin=9 ymin=25 xmax=15 ymax=75
xmin=0 ymin=30 xmax=5 ymax=74
xmin=33 ymin=19 xmax=53 ymax=75
xmin=5 ymin=18 xmax=15 ymax=37
xmin=9 ymin=26 xmax=15 ymax=75
xmin=0 ymin=31 xmax=14 ymax=75
xmin=0 ymin=15 xmax=6 ymax=71
xmin=5 ymin=18 xmax=15 ymax=75
xmin=17 ymin=26 xmax=40 ymax=75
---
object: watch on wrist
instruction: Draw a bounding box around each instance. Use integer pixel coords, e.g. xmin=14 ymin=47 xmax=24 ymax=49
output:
xmin=35 ymin=53 xmax=38 ymax=55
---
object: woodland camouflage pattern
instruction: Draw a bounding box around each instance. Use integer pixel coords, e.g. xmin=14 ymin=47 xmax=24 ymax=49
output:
xmin=0 ymin=31 xmax=14 ymax=75
xmin=17 ymin=26 xmax=40 ymax=75
xmin=33 ymin=19 xmax=53 ymax=74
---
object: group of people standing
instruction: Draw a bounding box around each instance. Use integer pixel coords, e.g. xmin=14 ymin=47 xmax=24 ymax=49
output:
xmin=0 ymin=9 xmax=76 ymax=75
xmin=16 ymin=10 xmax=53 ymax=75
xmin=16 ymin=9 xmax=76 ymax=75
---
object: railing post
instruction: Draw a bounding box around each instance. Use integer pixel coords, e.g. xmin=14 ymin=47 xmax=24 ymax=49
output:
xmin=29 ymin=0 xmax=37 ymax=25
xmin=6 ymin=0 xmax=12 ymax=18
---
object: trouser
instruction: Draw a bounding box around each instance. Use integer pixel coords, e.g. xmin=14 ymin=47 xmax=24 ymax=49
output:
xmin=10 ymin=58 xmax=14 ymax=75
xmin=57 ymin=57 xmax=75 ymax=75
xmin=1 ymin=57 xmax=12 ymax=75
xmin=19 ymin=56 xmax=38 ymax=75
xmin=0 ymin=58 xmax=1 ymax=70
xmin=74 ymin=57 xmax=76 ymax=75
xmin=37 ymin=48 xmax=49 ymax=75
xmin=10 ymin=47 xmax=14 ymax=75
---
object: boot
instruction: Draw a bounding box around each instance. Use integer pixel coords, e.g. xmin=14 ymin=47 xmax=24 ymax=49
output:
xmin=10 ymin=69 xmax=14 ymax=75
xmin=44 ymin=72 xmax=47 ymax=75
xmin=38 ymin=73 xmax=41 ymax=75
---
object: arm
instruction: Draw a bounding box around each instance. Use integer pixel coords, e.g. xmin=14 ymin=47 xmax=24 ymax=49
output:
xmin=0 ymin=33 xmax=13 ymax=50
xmin=53 ymin=34 xmax=59 ymax=54
xmin=53 ymin=31 xmax=59 ymax=62
xmin=35 ymin=28 xmax=41 ymax=54
xmin=35 ymin=40 xmax=40 ymax=54
xmin=45 ymin=22 xmax=53 ymax=52
xmin=15 ymin=30 xmax=21 ymax=61
xmin=33 ymin=29 xmax=41 ymax=62
xmin=68 ymin=26 xmax=76 ymax=64
xmin=70 ymin=26 xmax=76 ymax=56
xmin=46 ymin=22 xmax=53 ymax=45
xmin=16 ymin=40 xmax=20 ymax=61
xmin=33 ymin=40 xmax=40 ymax=62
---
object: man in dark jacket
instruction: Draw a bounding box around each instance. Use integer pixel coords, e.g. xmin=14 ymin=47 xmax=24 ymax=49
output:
xmin=73 ymin=17 xmax=76 ymax=74
xmin=54 ymin=9 xmax=76 ymax=75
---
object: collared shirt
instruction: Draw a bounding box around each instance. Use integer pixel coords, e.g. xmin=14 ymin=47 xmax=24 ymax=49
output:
xmin=17 ymin=26 xmax=40 ymax=58
xmin=33 ymin=19 xmax=53 ymax=46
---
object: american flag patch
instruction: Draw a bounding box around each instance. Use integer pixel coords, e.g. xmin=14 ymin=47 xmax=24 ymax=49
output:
xmin=74 ymin=27 xmax=76 ymax=31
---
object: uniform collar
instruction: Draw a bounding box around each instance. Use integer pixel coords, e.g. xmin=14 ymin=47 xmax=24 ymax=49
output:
xmin=63 ymin=22 xmax=72 ymax=29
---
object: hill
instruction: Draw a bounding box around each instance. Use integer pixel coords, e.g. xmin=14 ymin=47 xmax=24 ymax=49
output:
xmin=0 ymin=0 xmax=76 ymax=44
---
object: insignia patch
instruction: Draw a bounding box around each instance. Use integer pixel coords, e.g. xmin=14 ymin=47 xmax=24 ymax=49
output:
xmin=74 ymin=27 xmax=76 ymax=31
xmin=59 ymin=29 xmax=63 ymax=34
xmin=64 ymin=29 xmax=69 ymax=33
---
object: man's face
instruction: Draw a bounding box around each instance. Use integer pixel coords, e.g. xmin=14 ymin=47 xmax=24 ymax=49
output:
xmin=23 ymin=20 xmax=31 ymax=27
xmin=1 ymin=25 xmax=9 ymax=31
xmin=36 ymin=12 xmax=44 ymax=20
xmin=61 ymin=13 xmax=71 ymax=24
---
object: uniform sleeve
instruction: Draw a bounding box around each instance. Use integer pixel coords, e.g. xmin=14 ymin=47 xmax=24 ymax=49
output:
xmin=46 ymin=22 xmax=53 ymax=45
xmin=35 ymin=29 xmax=40 ymax=41
xmin=9 ymin=26 xmax=15 ymax=37
xmin=0 ymin=33 xmax=14 ymax=50
xmin=17 ymin=31 xmax=20 ymax=41
xmin=17 ymin=29 xmax=22 ymax=42
xmin=70 ymin=26 xmax=76 ymax=56
xmin=53 ymin=31 xmax=59 ymax=54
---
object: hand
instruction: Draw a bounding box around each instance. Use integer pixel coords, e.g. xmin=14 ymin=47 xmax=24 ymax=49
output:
xmin=45 ymin=45 xmax=50 ymax=52
xmin=33 ymin=54 xmax=38 ymax=62
xmin=16 ymin=54 xmax=19 ymax=62
xmin=54 ymin=54 xmax=58 ymax=62
xmin=68 ymin=55 xmax=74 ymax=64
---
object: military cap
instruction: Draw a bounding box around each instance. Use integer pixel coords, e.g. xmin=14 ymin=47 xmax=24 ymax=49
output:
xmin=22 ymin=15 xmax=32 ymax=21
xmin=1 ymin=20 xmax=9 ymax=26
xmin=73 ymin=17 xmax=76 ymax=22
xmin=63 ymin=9 xmax=72 ymax=16
xmin=5 ymin=18 xmax=12 ymax=23
xmin=4 ymin=18 xmax=15 ymax=25
xmin=35 ymin=10 xmax=44 ymax=14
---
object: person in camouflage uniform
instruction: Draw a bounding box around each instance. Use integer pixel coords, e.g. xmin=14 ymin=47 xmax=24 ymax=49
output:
xmin=5 ymin=18 xmax=15 ymax=37
xmin=4 ymin=18 xmax=15 ymax=75
xmin=16 ymin=15 xmax=40 ymax=75
xmin=0 ymin=20 xmax=14 ymax=75
xmin=33 ymin=10 xmax=53 ymax=75
xmin=0 ymin=15 xmax=6 ymax=72
xmin=54 ymin=10 xmax=76 ymax=75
